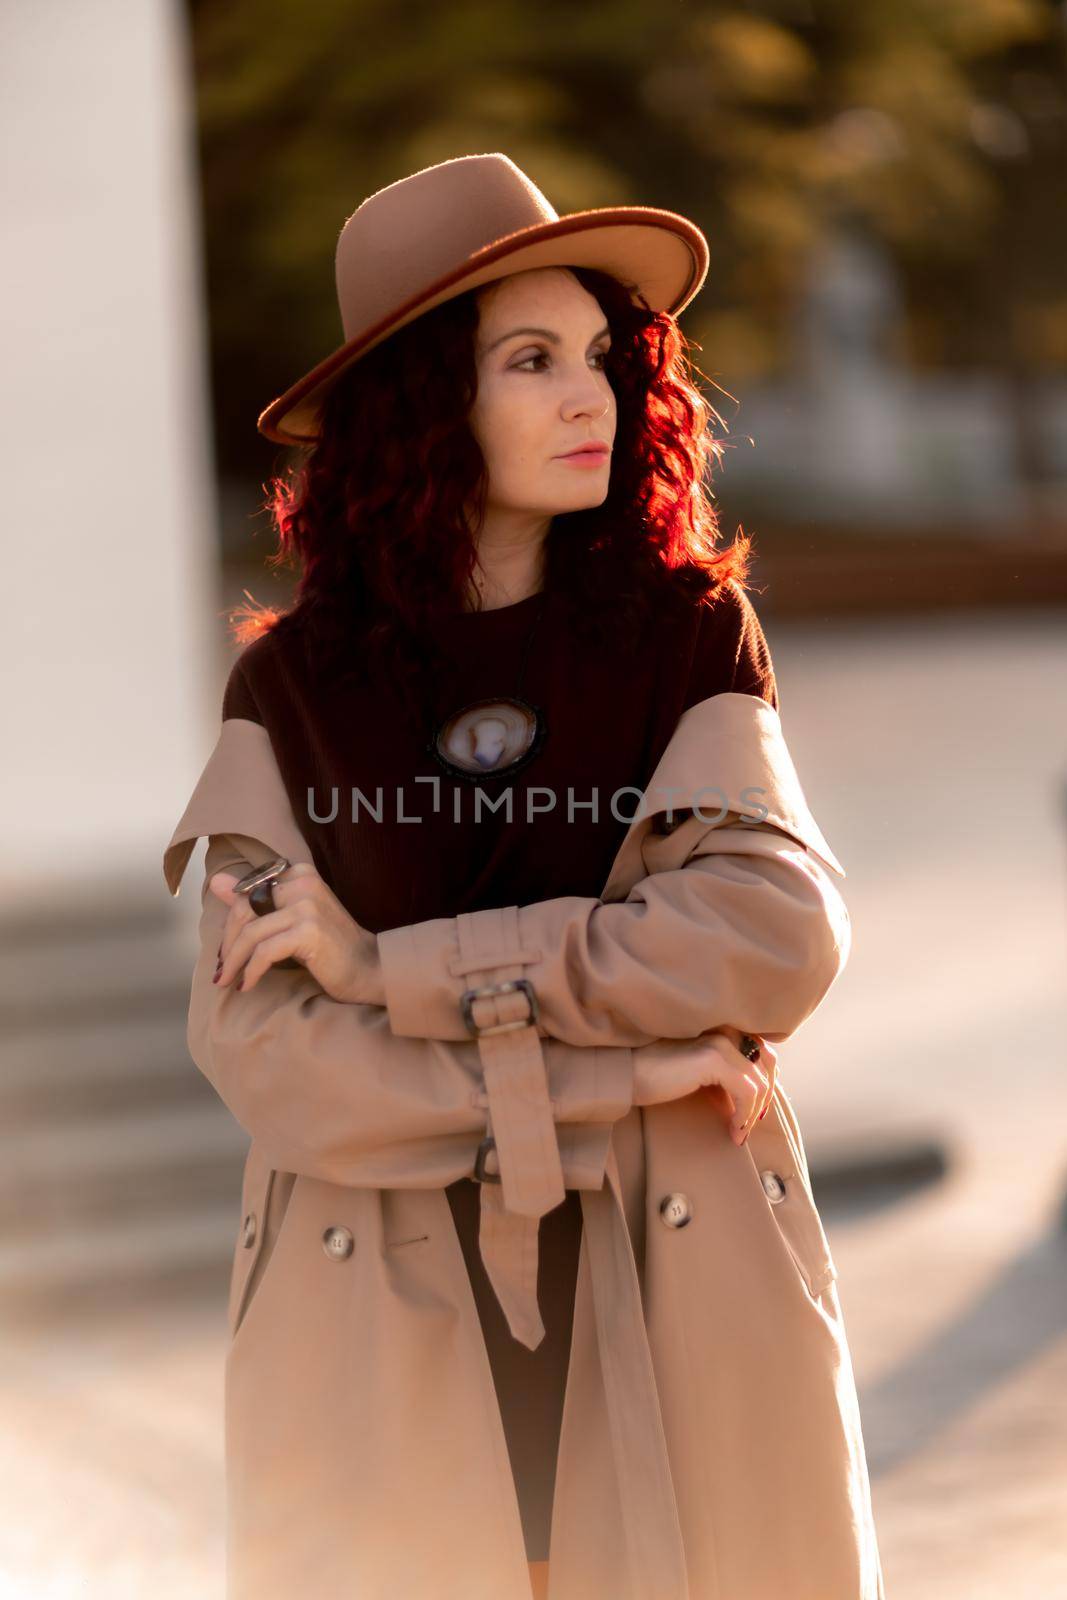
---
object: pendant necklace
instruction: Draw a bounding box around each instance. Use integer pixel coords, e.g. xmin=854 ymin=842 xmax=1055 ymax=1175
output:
xmin=426 ymin=594 xmax=548 ymax=786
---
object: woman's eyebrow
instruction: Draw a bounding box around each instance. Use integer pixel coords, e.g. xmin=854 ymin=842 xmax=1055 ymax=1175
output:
xmin=485 ymin=322 xmax=611 ymax=353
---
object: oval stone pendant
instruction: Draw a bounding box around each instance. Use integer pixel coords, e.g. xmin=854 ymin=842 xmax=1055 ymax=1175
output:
xmin=429 ymin=694 xmax=546 ymax=784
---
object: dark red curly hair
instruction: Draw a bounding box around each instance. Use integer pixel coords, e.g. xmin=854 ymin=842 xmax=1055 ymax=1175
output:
xmin=232 ymin=264 xmax=752 ymax=725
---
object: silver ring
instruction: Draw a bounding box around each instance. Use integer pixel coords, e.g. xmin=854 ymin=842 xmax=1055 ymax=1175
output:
xmin=232 ymin=858 xmax=302 ymax=970
xmin=234 ymin=857 xmax=291 ymax=917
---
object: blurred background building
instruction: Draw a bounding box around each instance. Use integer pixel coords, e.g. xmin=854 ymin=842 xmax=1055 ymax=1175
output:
xmin=2 ymin=0 xmax=1065 ymax=1595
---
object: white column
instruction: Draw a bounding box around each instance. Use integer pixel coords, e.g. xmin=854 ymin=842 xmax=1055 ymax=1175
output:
xmin=1 ymin=0 xmax=220 ymax=919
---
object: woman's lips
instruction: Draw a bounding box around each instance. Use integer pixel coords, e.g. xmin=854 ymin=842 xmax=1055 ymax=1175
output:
xmin=556 ymin=446 xmax=610 ymax=468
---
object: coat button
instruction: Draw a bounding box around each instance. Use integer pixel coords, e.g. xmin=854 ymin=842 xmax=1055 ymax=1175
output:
xmin=322 ymin=1225 xmax=355 ymax=1260
xmin=760 ymin=1171 xmax=787 ymax=1204
xmin=659 ymin=1192 xmax=693 ymax=1228
xmin=241 ymin=1212 xmax=257 ymax=1247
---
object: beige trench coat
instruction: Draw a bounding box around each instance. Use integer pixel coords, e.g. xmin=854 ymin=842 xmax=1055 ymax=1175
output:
xmin=164 ymin=689 xmax=886 ymax=1600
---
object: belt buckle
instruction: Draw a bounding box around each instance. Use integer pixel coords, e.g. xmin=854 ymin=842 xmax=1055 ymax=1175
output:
xmin=460 ymin=977 xmax=539 ymax=1038
xmin=473 ymin=1136 xmax=502 ymax=1184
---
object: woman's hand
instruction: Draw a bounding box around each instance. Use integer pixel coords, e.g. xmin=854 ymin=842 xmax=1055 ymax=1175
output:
xmin=632 ymin=1024 xmax=778 ymax=1146
xmin=209 ymin=862 xmax=385 ymax=1006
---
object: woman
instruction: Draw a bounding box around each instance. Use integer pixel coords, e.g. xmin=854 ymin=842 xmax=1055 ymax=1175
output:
xmin=166 ymin=153 xmax=885 ymax=1598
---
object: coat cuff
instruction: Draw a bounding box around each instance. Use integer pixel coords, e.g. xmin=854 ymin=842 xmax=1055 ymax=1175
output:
xmin=546 ymin=1042 xmax=634 ymax=1129
xmin=378 ymin=914 xmax=492 ymax=1040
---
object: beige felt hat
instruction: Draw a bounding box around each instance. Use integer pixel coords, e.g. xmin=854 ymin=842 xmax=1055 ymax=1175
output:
xmin=256 ymin=151 xmax=710 ymax=445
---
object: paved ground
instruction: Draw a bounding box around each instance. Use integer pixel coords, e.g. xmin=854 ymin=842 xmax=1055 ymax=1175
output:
xmin=2 ymin=604 xmax=1065 ymax=1598
xmin=772 ymin=602 xmax=1067 ymax=1599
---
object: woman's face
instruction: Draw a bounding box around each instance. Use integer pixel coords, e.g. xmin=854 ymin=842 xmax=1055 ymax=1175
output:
xmin=469 ymin=267 xmax=617 ymax=525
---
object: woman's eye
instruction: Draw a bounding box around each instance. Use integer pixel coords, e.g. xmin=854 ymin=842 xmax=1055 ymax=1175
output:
xmin=512 ymin=349 xmax=610 ymax=372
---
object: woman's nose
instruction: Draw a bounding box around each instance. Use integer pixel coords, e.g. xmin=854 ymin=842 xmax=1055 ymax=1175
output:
xmin=565 ymin=376 xmax=612 ymax=418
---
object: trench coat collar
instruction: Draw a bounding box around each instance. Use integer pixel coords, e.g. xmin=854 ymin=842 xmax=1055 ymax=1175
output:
xmin=164 ymin=688 xmax=844 ymax=1595
xmin=602 ymin=689 xmax=844 ymax=900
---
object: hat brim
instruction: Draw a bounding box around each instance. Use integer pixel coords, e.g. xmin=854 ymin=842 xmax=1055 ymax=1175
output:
xmin=256 ymin=206 xmax=709 ymax=446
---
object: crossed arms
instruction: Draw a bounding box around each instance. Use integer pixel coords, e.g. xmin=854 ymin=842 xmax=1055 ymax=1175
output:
xmin=185 ymin=813 xmax=849 ymax=1186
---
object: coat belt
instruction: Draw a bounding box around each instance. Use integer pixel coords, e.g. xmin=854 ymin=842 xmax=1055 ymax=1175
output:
xmin=453 ymin=902 xmax=565 ymax=1348
xmin=454 ymin=907 xmax=690 ymax=1594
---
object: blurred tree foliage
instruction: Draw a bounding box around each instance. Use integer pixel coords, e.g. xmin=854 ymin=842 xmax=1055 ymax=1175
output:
xmin=187 ymin=0 xmax=1067 ymax=478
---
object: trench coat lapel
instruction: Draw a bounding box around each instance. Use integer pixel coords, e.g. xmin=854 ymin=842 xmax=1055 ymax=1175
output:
xmin=164 ymin=715 xmax=310 ymax=896
xmin=602 ymin=690 xmax=845 ymax=903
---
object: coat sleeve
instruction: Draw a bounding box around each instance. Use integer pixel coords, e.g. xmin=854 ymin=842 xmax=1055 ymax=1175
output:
xmin=376 ymin=818 xmax=850 ymax=1050
xmin=185 ymin=831 xmax=637 ymax=1186
xmin=377 ymin=679 xmax=851 ymax=1051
